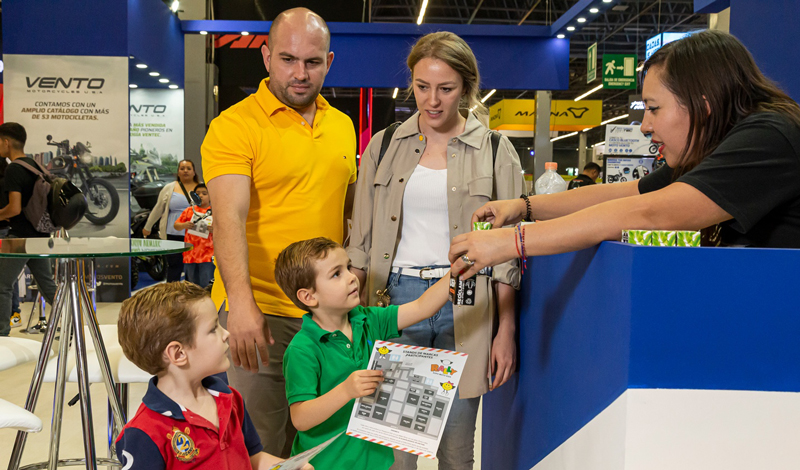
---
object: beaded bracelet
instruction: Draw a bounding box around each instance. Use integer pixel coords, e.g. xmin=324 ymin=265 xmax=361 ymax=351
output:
xmin=519 ymin=194 xmax=532 ymax=222
xmin=515 ymin=223 xmax=528 ymax=273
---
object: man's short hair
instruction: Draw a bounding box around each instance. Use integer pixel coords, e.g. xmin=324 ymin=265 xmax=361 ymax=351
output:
xmin=583 ymin=162 xmax=601 ymax=173
xmin=117 ymin=281 xmax=209 ymax=375
xmin=0 ymin=123 xmax=27 ymax=149
xmin=275 ymin=237 xmax=341 ymax=312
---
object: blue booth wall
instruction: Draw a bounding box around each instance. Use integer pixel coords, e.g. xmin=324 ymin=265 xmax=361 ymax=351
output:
xmin=483 ymin=242 xmax=800 ymax=470
xmin=696 ymin=0 xmax=800 ymax=102
xmin=729 ymin=0 xmax=800 ymax=102
xmin=183 ymin=21 xmax=570 ymax=90
xmin=3 ymin=0 xmax=128 ymax=56
xmin=129 ymin=0 xmax=184 ymax=88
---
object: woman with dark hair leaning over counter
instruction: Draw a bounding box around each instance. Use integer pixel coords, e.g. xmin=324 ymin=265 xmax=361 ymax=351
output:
xmin=449 ymin=29 xmax=800 ymax=277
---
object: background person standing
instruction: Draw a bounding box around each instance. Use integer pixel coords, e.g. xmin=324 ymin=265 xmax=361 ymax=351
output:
xmin=567 ymin=162 xmax=601 ymax=190
xmin=0 ymin=123 xmax=57 ymax=336
xmin=143 ymin=159 xmax=200 ymax=282
xmin=201 ymin=8 xmax=357 ymax=456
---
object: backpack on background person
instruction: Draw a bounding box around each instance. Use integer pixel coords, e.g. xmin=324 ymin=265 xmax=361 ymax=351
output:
xmin=9 ymin=159 xmax=87 ymax=233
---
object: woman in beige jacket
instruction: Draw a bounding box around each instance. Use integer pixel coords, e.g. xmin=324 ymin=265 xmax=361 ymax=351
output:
xmin=347 ymin=32 xmax=524 ymax=470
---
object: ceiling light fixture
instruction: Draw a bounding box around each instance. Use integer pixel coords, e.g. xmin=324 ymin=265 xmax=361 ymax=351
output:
xmin=590 ymin=8 xmax=599 ymax=13
xmin=557 ymin=34 xmax=566 ymax=39
xmin=200 ymin=31 xmax=208 ymax=36
xmin=567 ymin=26 xmax=576 ymax=31
xmin=170 ymin=0 xmax=179 ymax=12
xmin=136 ymin=64 xmax=147 ymax=69
xmin=551 ymin=132 xmax=578 ymax=142
xmin=392 ymin=88 xmax=399 ymax=99
xmin=129 ymin=84 xmax=138 ymax=89
xmin=149 ymin=72 xmax=160 ymax=77
xmin=159 ymin=78 xmax=169 ymax=83
xmin=574 ymin=84 xmax=603 ymax=101
xmin=480 ymin=89 xmax=496 ymax=103
xmin=417 ymin=0 xmax=429 ymax=25
xmin=241 ymin=31 xmax=250 ymax=36
xmin=593 ymin=141 xmax=606 ymax=147
xmin=601 ymin=114 xmax=629 ymax=125
xmin=169 ymin=84 xmax=179 ymax=89
xmin=577 ymin=17 xmax=586 ymax=23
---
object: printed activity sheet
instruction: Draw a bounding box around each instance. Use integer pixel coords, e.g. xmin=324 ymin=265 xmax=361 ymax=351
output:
xmin=346 ymin=341 xmax=468 ymax=459
xmin=268 ymin=432 xmax=342 ymax=470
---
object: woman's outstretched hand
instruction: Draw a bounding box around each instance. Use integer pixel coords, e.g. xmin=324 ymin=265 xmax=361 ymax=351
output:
xmin=471 ymin=198 xmax=527 ymax=227
xmin=449 ymin=227 xmax=518 ymax=280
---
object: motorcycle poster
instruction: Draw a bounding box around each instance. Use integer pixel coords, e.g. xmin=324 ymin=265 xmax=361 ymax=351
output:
xmin=129 ymin=88 xmax=184 ymax=212
xmin=128 ymin=88 xmax=185 ymax=288
xmin=4 ymin=54 xmax=131 ymax=301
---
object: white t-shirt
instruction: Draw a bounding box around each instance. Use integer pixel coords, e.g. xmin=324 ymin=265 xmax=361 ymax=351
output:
xmin=392 ymin=164 xmax=450 ymax=267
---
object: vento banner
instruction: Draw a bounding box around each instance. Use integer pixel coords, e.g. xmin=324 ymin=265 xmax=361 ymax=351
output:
xmin=4 ymin=54 xmax=130 ymax=301
xmin=129 ymin=88 xmax=184 ymax=212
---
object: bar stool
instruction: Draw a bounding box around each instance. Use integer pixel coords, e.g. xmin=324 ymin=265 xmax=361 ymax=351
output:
xmin=0 ymin=337 xmax=45 ymax=371
xmin=42 ymin=324 xmax=152 ymax=461
xmin=0 ymin=399 xmax=42 ymax=433
xmin=0 ymin=337 xmax=47 ymax=436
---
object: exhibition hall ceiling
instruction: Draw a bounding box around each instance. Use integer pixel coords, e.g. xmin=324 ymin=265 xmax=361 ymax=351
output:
xmin=213 ymin=0 xmax=709 ymax=122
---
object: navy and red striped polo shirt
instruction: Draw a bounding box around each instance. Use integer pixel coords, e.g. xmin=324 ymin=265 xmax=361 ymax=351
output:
xmin=116 ymin=375 xmax=263 ymax=469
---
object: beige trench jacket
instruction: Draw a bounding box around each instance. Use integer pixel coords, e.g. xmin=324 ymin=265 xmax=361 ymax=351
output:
xmin=347 ymin=111 xmax=525 ymax=398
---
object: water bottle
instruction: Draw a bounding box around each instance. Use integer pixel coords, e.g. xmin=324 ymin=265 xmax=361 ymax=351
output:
xmin=534 ymin=162 xmax=567 ymax=195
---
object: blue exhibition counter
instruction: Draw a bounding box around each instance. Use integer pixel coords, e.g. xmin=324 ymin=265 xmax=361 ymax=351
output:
xmin=482 ymin=241 xmax=800 ymax=470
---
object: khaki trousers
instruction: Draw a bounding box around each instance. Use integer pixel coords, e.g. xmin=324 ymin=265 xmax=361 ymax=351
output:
xmin=219 ymin=306 xmax=303 ymax=457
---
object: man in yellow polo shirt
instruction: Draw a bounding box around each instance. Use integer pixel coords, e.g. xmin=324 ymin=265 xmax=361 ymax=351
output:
xmin=201 ymin=7 xmax=356 ymax=456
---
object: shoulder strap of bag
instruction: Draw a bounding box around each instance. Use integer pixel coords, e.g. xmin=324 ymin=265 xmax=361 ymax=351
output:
xmin=10 ymin=159 xmax=52 ymax=181
xmin=178 ymin=181 xmax=192 ymax=204
xmin=377 ymin=121 xmax=403 ymax=169
xmin=488 ymin=130 xmax=502 ymax=199
xmin=489 ymin=130 xmax=501 ymax=167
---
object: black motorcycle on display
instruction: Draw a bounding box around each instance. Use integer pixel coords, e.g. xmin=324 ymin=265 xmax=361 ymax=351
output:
xmin=45 ymin=135 xmax=120 ymax=225
xmin=130 ymin=208 xmax=168 ymax=288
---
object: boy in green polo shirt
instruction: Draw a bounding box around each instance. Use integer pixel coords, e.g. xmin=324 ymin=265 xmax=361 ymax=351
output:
xmin=275 ymin=237 xmax=451 ymax=470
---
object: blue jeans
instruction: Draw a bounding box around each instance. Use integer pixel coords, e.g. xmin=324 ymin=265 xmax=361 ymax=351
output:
xmin=0 ymin=228 xmax=21 ymax=315
xmin=184 ymin=262 xmax=214 ymax=288
xmin=0 ymin=257 xmax=56 ymax=336
xmin=386 ymin=269 xmax=481 ymax=470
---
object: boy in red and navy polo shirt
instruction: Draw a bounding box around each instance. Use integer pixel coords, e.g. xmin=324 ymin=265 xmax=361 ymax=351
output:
xmin=115 ymin=282 xmax=311 ymax=469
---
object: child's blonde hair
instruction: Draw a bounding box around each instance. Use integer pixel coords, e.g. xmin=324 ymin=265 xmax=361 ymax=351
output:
xmin=117 ymin=281 xmax=209 ymax=375
xmin=275 ymin=237 xmax=341 ymax=312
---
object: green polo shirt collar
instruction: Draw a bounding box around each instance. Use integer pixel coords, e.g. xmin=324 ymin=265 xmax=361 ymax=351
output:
xmin=300 ymin=308 xmax=369 ymax=342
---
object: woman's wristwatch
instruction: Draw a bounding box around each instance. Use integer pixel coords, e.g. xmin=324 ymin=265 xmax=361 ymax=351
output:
xmin=519 ymin=194 xmax=532 ymax=222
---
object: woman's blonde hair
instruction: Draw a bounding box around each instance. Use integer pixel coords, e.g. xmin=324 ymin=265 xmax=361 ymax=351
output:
xmin=407 ymin=32 xmax=486 ymax=116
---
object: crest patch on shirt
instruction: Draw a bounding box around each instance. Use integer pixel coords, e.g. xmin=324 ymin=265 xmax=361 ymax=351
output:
xmin=168 ymin=426 xmax=199 ymax=462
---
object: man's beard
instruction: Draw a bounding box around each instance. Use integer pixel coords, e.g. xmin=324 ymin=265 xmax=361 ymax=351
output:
xmin=271 ymin=80 xmax=320 ymax=110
